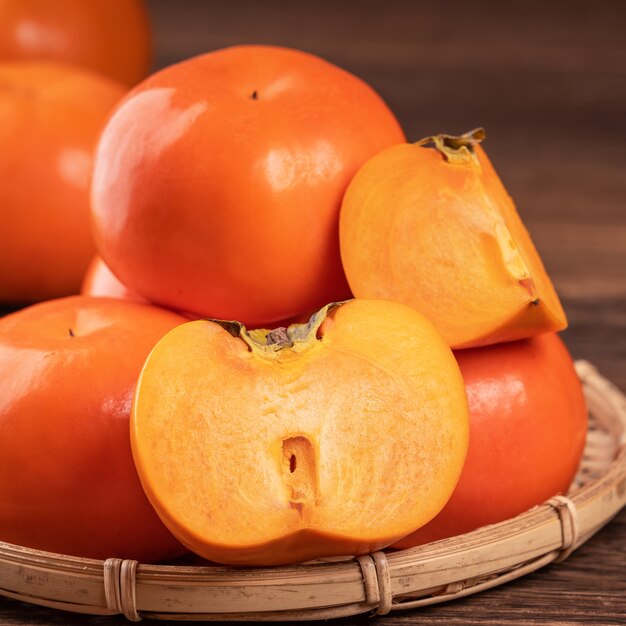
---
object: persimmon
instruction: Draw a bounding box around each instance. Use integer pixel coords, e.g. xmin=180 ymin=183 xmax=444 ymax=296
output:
xmin=394 ymin=333 xmax=587 ymax=548
xmin=0 ymin=0 xmax=151 ymax=86
xmin=131 ymin=299 xmax=469 ymax=566
xmin=0 ymin=61 xmax=125 ymax=304
xmin=0 ymin=296 xmax=188 ymax=561
xmin=80 ymin=257 xmax=204 ymax=322
xmin=81 ymin=255 xmax=144 ymax=303
xmin=91 ymin=45 xmax=406 ymax=326
xmin=339 ymin=128 xmax=567 ymax=349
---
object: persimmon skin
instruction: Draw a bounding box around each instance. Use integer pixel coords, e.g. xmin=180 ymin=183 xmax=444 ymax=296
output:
xmin=91 ymin=45 xmax=406 ymax=326
xmin=0 ymin=296 xmax=188 ymax=561
xmin=81 ymin=256 xmax=203 ymax=321
xmin=131 ymin=300 xmax=469 ymax=566
xmin=0 ymin=61 xmax=125 ymax=304
xmin=0 ymin=0 xmax=152 ymax=86
xmin=81 ymin=255 xmax=145 ymax=303
xmin=394 ymin=333 xmax=587 ymax=549
xmin=339 ymin=135 xmax=567 ymax=349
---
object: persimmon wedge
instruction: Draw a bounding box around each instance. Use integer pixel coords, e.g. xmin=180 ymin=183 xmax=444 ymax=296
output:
xmin=131 ymin=299 xmax=469 ymax=566
xmin=339 ymin=128 xmax=567 ymax=349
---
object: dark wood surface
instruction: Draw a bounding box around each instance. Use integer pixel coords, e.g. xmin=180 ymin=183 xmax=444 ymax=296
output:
xmin=2 ymin=1 xmax=625 ymax=624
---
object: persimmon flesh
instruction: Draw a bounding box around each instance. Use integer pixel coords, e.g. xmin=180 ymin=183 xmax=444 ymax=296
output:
xmin=394 ymin=333 xmax=587 ymax=548
xmin=131 ymin=299 xmax=469 ymax=566
xmin=92 ymin=45 xmax=406 ymax=326
xmin=339 ymin=129 xmax=567 ymax=349
xmin=0 ymin=296 xmax=188 ymax=561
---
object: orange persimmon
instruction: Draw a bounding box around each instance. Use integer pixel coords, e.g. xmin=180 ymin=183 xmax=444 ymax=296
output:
xmin=394 ymin=333 xmax=587 ymax=548
xmin=131 ymin=299 xmax=469 ymax=566
xmin=0 ymin=61 xmax=125 ymax=303
xmin=0 ymin=296 xmax=188 ymax=561
xmin=91 ymin=45 xmax=405 ymax=326
xmin=339 ymin=128 xmax=567 ymax=349
xmin=80 ymin=256 xmax=202 ymax=320
xmin=81 ymin=255 xmax=145 ymax=303
xmin=0 ymin=0 xmax=152 ymax=86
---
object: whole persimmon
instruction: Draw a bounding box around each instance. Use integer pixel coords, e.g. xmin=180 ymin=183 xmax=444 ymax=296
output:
xmin=394 ymin=333 xmax=587 ymax=548
xmin=0 ymin=0 xmax=151 ymax=86
xmin=81 ymin=255 xmax=145 ymax=303
xmin=0 ymin=61 xmax=125 ymax=304
xmin=91 ymin=45 xmax=406 ymax=326
xmin=0 ymin=296 xmax=188 ymax=561
xmin=81 ymin=256 xmax=202 ymax=321
xmin=339 ymin=129 xmax=567 ymax=349
xmin=131 ymin=300 xmax=469 ymax=566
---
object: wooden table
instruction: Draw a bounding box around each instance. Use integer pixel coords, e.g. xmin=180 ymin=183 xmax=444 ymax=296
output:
xmin=1 ymin=1 xmax=624 ymax=623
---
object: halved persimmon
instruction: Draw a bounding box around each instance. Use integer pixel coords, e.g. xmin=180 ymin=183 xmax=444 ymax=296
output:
xmin=131 ymin=299 xmax=469 ymax=566
xmin=339 ymin=129 xmax=567 ymax=349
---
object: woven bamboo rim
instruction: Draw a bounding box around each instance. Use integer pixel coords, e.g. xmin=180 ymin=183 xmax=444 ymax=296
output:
xmin=1 ymin=360 xmax=624 ymax=621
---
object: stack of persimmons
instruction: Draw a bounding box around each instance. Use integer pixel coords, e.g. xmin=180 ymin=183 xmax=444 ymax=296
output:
xmin=0 ymin=0 xmax=587 ymax=567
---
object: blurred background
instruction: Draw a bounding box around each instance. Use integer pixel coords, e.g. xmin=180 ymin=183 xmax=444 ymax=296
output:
xmin=146 ymin=0 xmax=626 ymax=385
xmin=0 ymin=0 xmax=624 ymax=384
xmin=0 ymin=3 xmax=624 ymax=622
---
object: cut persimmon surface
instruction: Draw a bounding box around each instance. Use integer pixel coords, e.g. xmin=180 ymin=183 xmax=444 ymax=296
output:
xmin=131 ymin=299 xmax=469 ymax=566
xmin=339 ymin=128 xmax=567 ymax=349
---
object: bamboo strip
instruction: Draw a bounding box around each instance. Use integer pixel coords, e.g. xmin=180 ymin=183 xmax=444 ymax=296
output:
xmin=0 ymin=360 xmax=624 ymax=621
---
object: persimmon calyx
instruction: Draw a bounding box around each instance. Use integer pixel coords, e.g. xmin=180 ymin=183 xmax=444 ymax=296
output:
xmin=416 ymin=127 xmax=486 ymax=166
xmin=210 ymin=301 xmax=348 ymax=359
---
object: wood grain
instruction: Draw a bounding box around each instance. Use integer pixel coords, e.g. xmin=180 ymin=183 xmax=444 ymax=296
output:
xmin=1 ymin=0 xmax=625 ymax=624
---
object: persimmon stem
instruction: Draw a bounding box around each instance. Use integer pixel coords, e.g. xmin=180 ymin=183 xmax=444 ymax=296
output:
xmin=266 ymin=327 xmax=293 ymax=349
xmin=209 ymin=301 xmax=349 ymax=358
xmin=416 ymin=128 xmax=486 ymax=165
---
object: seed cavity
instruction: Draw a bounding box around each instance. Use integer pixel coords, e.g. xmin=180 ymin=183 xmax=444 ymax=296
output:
xmin=281 ymin=435 xmax=318 ymax=518
xmin=519 ymin=277 xmax=539 ymax=303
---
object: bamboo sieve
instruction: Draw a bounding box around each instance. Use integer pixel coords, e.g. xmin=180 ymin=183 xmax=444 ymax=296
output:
xmin=0 ymin=360 xmax=624 ymax=621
